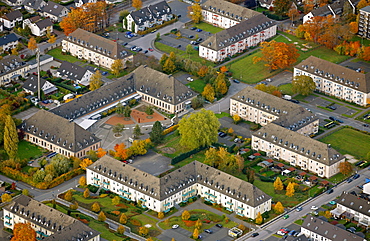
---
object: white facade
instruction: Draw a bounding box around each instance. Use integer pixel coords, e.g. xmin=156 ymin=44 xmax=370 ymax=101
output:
xmin=0 ymin=14 xmax=22 ymax=29
xmin=0 ymin=62 xmax=28 ymax=86
xmin=22 ymin=19 xmax=53 ymax=36
xmin=201 ymin=9 xmax=241 ymax=29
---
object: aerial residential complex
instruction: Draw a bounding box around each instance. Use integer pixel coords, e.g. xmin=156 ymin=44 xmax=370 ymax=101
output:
xmin=294 ymin=56 xmax=370 ymax=106
xmin=62 ymin=28 xmax=133 ymax=70
xmin=0 ymin=55 xmax=29 ymax=86
xmin=125 ymin=1 xmax=173 ymax=33
xmin=87 ymin=156 xmax=272 ymax=218
xmin=3 ymin=195 xmax=100 ymax=241
xmin=199 ymin=0 xmax=276 ymax=62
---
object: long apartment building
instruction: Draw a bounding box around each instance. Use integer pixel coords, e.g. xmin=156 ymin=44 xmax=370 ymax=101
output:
xmin=3 ymin=195 xmax=100 ymax=241
xmin=62 ymin=28 xmax=133 ymax=70
xmin=252 ymin=123 xmax=345 ymax=178
xmin=199 ymin=14 xmax=276 ymax=62
xmin=0 ymin=55 xmax=29 ymax=86
xmin=87 ymin=156 xmax=272 ymax=219
xmin=294 ymin=56 xmax=370 ymax=106
xmin=358 ymin=6 xmax=370 ymax=39
xmin=20 ymin=110 xmax=101 ymax=158
xmin=230 ymin=87 xmax=319 ymax=136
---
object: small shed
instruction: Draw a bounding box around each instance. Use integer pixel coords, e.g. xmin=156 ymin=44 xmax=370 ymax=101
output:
xmin=282 ymin=170 xmax=291 ymax=176
xmin=258 ymin=160 xmax=273 ymax=168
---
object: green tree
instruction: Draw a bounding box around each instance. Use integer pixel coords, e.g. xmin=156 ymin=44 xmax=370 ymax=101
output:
xmin=50 ymin=155 xmax=71 ymax=175
xmin=112 ymin=196 xmax=121 ymax=206
xmin=274 ymin=201 xmax=285 ymax=214
xmin=4 ymin=115 xmax=19 ymax=159
xmin=123 ymin=106 xmax=131 ymax=117
xmin=274 ymin=0 xmax=292 ymax=15
xmin=178 ymin=109 xmax=220 ymax=149
xmin=33 ymin=169 xmax=46 ymax=183
xmin=133 ymin=124 xmax=142 ymax=138
xmin=186 ymin=44 xmax=193 ymax=58
xmin=160 ymin=54 xmax=168 ymax=67
xmin=98 ymin=211 xmax=106 ymax=222
xmin=117 ymin=225 xmax=125 ymax=235
xmin=22 ymin=189 xmax=29 ymax=196
xmin=64 ymin=190 xmax=73 ymax=202
xmin=83 ymin=188 xmax=90 ymax=198
xmin=44 ymin=174 xmax=53 ymax=183
xmin=119 ymin=213 xmax=128 ymax=224
xmin=149 ymin=121 xmax=163 ymax=144
xmin=111 ymin=59 xmax=123 ymax=77
xmin=202 ymin=84 xmax=215 ymax=103
xmin=38 ymin=158 xmax=48 ymax=168
xmin=292 ymin=75 xmax=316 ymax=96
xmin=145 ymin=106 xmax=154 ymax=115
xmin=89 ymin=70 xmax=103 ymax=91
xmin=182 ymin=210 xmax=190 ymax=220
xmin=91 ymin=202 xmax=101 ymax=212
xmin=79 ymin=176 xmax=87 ymax=187
xmin=163 ymin=58 xmax=176 ymax=74
xmin=112 ymin=123 xmax=125 ymax=136
xmin=274 ymin=177 xmax=284 ymax=191
xmin=115 ymin=103 xmax=125 ymax=116
xmin=119 ymin=10 xmax=130 ymax=22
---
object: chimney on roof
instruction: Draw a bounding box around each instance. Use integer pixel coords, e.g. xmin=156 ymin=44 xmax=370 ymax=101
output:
xmin=328 ymin=144 xmax=331 ymax=148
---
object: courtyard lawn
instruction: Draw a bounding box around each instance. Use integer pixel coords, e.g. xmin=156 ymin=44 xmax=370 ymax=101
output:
xmin=47 ymin=47 xmax=79 ymax=63
xmin=186 ymin=79 xmax=206 ymax=93
xmin=17 ymin=140 xmax=44 ymax=160
xmin=88 ymin=220 xmax=135 ymax=241
xmin=157 ymin=133 xmax=193 ymax=159
xmin=191 ymin=22 xmax=223 ymax=34
xmin=215 ymin=112 xmax=231 ymax=118
xmin=127 ymin=214 xmax=161 ymax=237
xmin=319 ymin=127 xmax=370 ymax=160
xmin=253 ymin=178 xmax=308 ymax=207
xmin=278 ymin=83 xmax=294 ymax=95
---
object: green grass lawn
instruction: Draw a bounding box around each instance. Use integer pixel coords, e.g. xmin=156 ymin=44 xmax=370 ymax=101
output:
xmin=158 ymin=133 xmax=193 ymax=159
xmin=191 ymin=22 xmax=223 ymax=34
xmin=215 ymin=112 xmax=231 ymax=118
xmin=278 ymin=83 xmax=294 ymax=95
xmin=186 ymin=79 xmax=206 ymax=93
xmin=17 ymin=140 xmax=44 ymax=160
xmin=319 ymin=127 xmax=370 ymax=160
xmin=47 ymin=47 xmax=79 ymax=63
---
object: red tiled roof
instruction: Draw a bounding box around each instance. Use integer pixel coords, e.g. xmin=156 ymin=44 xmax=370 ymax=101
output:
xmin=241 ymin=148 xmax=250 ymax=151
xmin=321 ymin=180 xmax=329 ymax=185
xmin=288 ymin=167 xmax=295 ymax=171
xmin=309 ymin=176 xmax=318 ymax=180
xmin=277 ymin=163 xmax=284 ymax=167
xmin=253 ymin=153 xmax=261 ymax=156
xmin=299 ymin=172 xmax=307 ymax=176
xmin=266 ymin=159 xmax=273 ymax=163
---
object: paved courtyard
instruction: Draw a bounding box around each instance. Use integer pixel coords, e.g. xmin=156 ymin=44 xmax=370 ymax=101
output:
xmin=130 ymin=150 xmax=172 ymax=176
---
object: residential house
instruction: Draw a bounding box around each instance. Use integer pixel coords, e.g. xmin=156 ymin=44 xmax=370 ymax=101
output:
xmin=303 ymin=0 xmax=356 ymax=23
xmin=23 ymin=0 xmax=46 ymax=13
xmin=3 ymin=195 xmax=100 ymax=241
xmin=294 ymin=56 xmax=370 ymax=106
xmin=252 ymin=123 xmax=345 ymax=178
xmin=74 ymin=0 xmax=97 ymax=8
xmin=23 ymin=17 xmax=53 ymax=36
xmin=301 ymin=215 xmax=366 ymax=241
xmin=20 ymin=110 xmax=101 ymax=158
xmin=1 ymin=0 xmax=24 ymax=6
xmin=125 ymin=1 xmax=173 ymax=33
xmin=87 ymin=156 xmax=272 ymax=218
xmin=41 ymin=1 xmax=69 ymax=22
xmin=230 ymin=87 xmax=319 ymax=136
xmin=359 ymin=5 xmax=370 ymax=39
xmin=62 ymin=28 xmax=133 ymax=70
xmin=55 ymin=61 xmax=94 ymax=86
xmin=259 ymin=0 xmax=274 ymax=9
xmin=0 ymin=10 xmax=23 ymax=29
xmin=331 ymin=192 xmax=370 ymax=227
xmin=22 ymin=75 xmax=58 ymax=95
xmin=0 ymin=55 xmax=29 ymax=86
xmin=199 ymin=14 xmax=276 ymax=62
xmin=0 ymin=33 xmax=18 ymax=52
xmin=201 ymin=0 xmax=261 ymax=29
xmin=0 ymin=22 xmax=2 ymax=32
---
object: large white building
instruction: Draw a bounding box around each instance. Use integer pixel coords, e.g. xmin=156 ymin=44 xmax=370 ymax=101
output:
xmin=125 ymin=1 xmax=173 ymax=33
xmin=230 ymin=87 xmax=319 ymax=136
xmin=3 ymin=195 xmax=100 ymax=241
xmin=87 ymin=156 xmax=272 ymax=219
xmin=62 ymin=28 xmax=133 ymax=70
xmin=252 ymin=123 xmax=345 ymax=178
xmin=0 ymin=55 xmax=29 ymax=86
xmin=294 ymin=56 xmax=370 ymax=106
xmin=199 ymin=14 xmax=276 ymax=62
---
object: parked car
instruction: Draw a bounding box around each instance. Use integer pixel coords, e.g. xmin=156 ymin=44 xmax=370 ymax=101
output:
xmin=215 ymin=224 xmax=223 ymax=228
xmin=196 ymin=28 xmax=203 ymax=32
xmin=347 ymin=178 xmax=353 ymax=183
xmin=136 ymin=47 xmax=142 ymax=52
xmin=290 ymin=99 xmax=300 ymax=104
xmin=148 ymin=48 xmax=154 ymax=52
xmin=190 ymin=27 xmax=197 ymax=30
xmin=364 ymin=124 xmax=369 ymax=127
xmin=176 ymin=44 xmax=182 ymax=48
xmin=123 ymin=42 xmax=128 ymax=46
xmin=218 ymin=132 xmax=227 ymax=137
xmin=197 ymin=38 xmax=203 ymax=42
xmin=233 ymin=79 xmax=240 ymax=83
xmin=283 ymin=214 xmax=289 ymax=219
xmin=329 ymin=201 xmax=336 ymax=205
xmin=187 ymin=77 xmax=194 ymax=82
xmin=251 ymin=233 xmax=259 ymax=237
xmin=312 ymin=210 xmax=319 ymax=215
xmin=347 ymin=227 xmax=356 ymax=233
xmin=327 ymin=105 xmax=337 ymax=110
xmin=311 ymin=206 xmax=319 ymax=210
xmin=353 ymin=173 xmax=360 ymax=179
xmin=172 ymin=224 xmax=179 ymax=229
xmin=177 ymin=14 xmax=181 ymax=18
xmin=288 ymin=230 xmax=297 ymax=236
xmin=130 ymin=46 xmax=137 ymax=51
xmin=296 ymin=207 xmax=303 ymax=212
xmin=204 ymin=229 xmax=213 ymax=234
xmin=326 ymin=189 xmax=334 ymax=194
xmin=102 ymin=71 xmax=108 ymax=75
xmin=188 ymin=35 xmax=194 ymax=39
xmin=198 ymin=235 xmax=203 ymax=239
xmin=144 ymin=50 xmax=148 ymax=54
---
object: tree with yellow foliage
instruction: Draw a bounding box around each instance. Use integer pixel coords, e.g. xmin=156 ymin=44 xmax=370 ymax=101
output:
xmin=83 ymin=188 xmax=90 ymax=199
xmin=195 ymin=219 xmax=202 ymax=229
xmin=187 ymin=3 xmax=203 ymax=23
xmin=80 ymin=158 xmax=93 ymax=170
xmin=192 ymin=228 xmax=199 ymax=239
xmin=64 ymin=189 xmax=73 ymax=202
xmin=48 ymin=35 xmax=56 ymax=44
xmin=91 ymin=202 xmax=101 ymax=212
xmin=232 ymin=114 xmax=241 ymax=124
xmin=139 ymin=226 xmax=149 ymax=236
xmin=119 ymin=213 xmax=128 ymax=224
xmin=202 ymin=84 xmax=215 ymax=103
xmin=1 ymin=193 xmax=12 ymax=203
xmin=274 ymin=177 xmax=284 ymax=191
xmin=182 ymin=210 xmax=190 ymax=220
xmin=273 ymin=201 xmax=285 ymax=214
xmin=255 ymin=212 xmax=263 ymax=224
xmin=97 ymin=211 xmax=106 ymax=222
xmin=132 ymin=0 xmax=142 ymax=10
xmin=158 ymin=212 xmax=164 ymax=219
xmin=286 ymin=182 xmax=296 ymax=197
xmin=79 ymin=176 xmax=87 ymax=187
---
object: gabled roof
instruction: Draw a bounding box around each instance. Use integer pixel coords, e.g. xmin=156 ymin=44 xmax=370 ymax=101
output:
xmin=253 ymin=123 xmax=344 ymax=166
xmin=41 ymin=1 xmax=67 ymax=16
xmin=133 ymin=65 xmax=195 ymax=105
xmin=296 ymin=56 xmax=370 ymax=93
xmin=0 ymin=55 xmax=27 ymax=77
xmin=337 ymin=192 xmax=370 ymax=216
xmin=4 ymin=195 xmax=100 ymax=241
xmin=88 ymin=156 xmax=272 ymax=206
xmin=65 ymin=28 xmax=132 ymax=60
xmin=1 ymin=10 xmax=22 ymax=21
xmin=57 ymin=61 xmax=90 ymax=81
xmin=0 ymin=33 xmax=18 ymax=46
xmin=130 ymin=1 xmax=172 ymax=26
xmin=23 ymin=76 xmax=57 ymax=95
xmin=310 ymin=0 xmax=348 ymax=17
xmin=302 ymin=215 xmax=365 ymax=241
xmin=360 ymin=5 xmax=370 ymax=13
xmin=20 ymin=110 xmax=101 ymax=152
xmin=201 ymin=14 xmax=274 ymax=51
xmin=24 ymin=0 xmax=45 ymax=10
xmin=202 ymin=0 xmax=261 ymax=21
xmin=35 ymin=18 xmax=53 ymax=30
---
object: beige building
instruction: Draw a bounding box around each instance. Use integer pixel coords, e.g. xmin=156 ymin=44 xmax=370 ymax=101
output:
xmin=294 ymin=56 xmax=370 ymax=106
xmin=3 ymin=195 xmax=100 ymax=241
xmin=87 ymin=156 xmax=271 ymax=219
xmin=0 ymin=55 xmax=29 ymax=86
xmin=252 ymin=123 xmax=345 ymax=178
xmin=62 ymin=28 xmax=133 ymax=70
xmin=230 ymin=87 xmax=319 ymax=136
xmin=20 ymin=110 xmax=101 ymax=158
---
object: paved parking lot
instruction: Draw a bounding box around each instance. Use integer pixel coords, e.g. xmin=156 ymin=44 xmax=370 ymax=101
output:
xmin=158 ymin=28 xmax=212 ymax=51
xmin=306 ymin=96 xmax=360 ymax=117
xmin=130 ymin=150 xmax=172 ymax=176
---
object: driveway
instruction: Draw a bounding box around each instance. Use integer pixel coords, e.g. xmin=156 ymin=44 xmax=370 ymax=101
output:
xmin=157 ymin=228 xmax=192 ymax=241
xmin=219 ymin=117 xmax=252 ymax=138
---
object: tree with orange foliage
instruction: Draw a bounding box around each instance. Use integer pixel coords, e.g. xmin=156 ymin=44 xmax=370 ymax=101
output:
xmin=357 ymin=0 xmax=370 ymax=10
xmin=11 ymin=223 xmax=36 ymax=241
xmin=349 ymin=22 xmax=358 ymax=34
xmin=97 ymin=148 xmax=107 ymax=158
xmin=303 ymin=0 xmax=314 ymax=14
xmin=114 ymin=143 xmax=129 ymax=160
xmin=132 ymin=0 xmax=142 ymax=10
xmin=339 ymin=161 xmax=353 ymax=175
xmin=253 ymin=40 xmax=299 ymax=71
xmin=359 ymin=46 xmax=370 ymax=61
xmin=287 ymin=8 xmax=299 ymax=25
xmin=219 ymin=66 xmax=228 ymax=73
xmin=197 ymin=66 xmax=208 ymax=77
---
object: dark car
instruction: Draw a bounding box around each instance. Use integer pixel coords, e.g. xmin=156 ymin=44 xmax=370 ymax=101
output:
xmin=102 ymin=71 xmax=108 ymax=75
xmin=215 ymin=224 xmax=223 ymax=228
xmin=290 ymin=99 xmax=300 ymax=104
xmin=204 ymin=229 xmax=213 ymax=234
xmin=364 ymin=124 xmax=369 ymax=127
xmin=123 ymin=42 xmax=128 ymax=46
xmin=190 ymin=27 xmax=197 ymax=30
xmin=177 ymin=14 xmax=181 ymax=18
xmin=347 ymin=178 xmax=353 ymax=183
xmin=218 ymin=132 xmax=227 ymax=137
xmin=353 ymin=173 xmax=360 ymax=179
xmin=251 ymin=233 xmax=259 ymax=237
xmin=197 ymin=38 xmax=203 ymax=42
xmin=347 ymin=227 xmax=356 ymax=233
xmin=188 ymin=35 xmax=194 ymax=39
xmin=136 ymin=47 xmax=143 ymax=52
xmin=176 ymin=44 xmax=182 ymax=48
xmin=196 ymin=28 xmax=203 ymax=32
xmin=144 ymin=50 xmax=148 ymax=54
xmin=326 ymin=189 xmax=334 ymax=194
xmin=233 ymin=79 xmax=240 ymax=83
xmin=328 ymin=105 xmax=337 ymax=110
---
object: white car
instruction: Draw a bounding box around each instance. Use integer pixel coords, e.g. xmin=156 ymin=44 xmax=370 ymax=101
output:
xmin=187 ymin=77 xmax=194 ymax=82
xmin=311 ymin=205 xmax=319 ymax=210
xmin=172 ymin=224 xmax=179 ymax=229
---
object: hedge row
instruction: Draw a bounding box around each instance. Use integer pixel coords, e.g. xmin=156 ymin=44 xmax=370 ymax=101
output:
xmin=171 ymin=145 xmax=208 ymax=165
